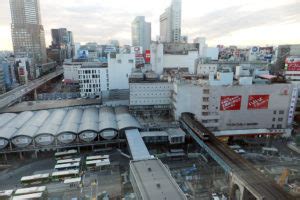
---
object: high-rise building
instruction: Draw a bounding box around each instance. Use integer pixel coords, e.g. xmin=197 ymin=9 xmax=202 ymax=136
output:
xmin=48 ymin=28 xmax=75 ymax=64
xmin=131 ymin=16 xmax=151 ymax=52
xmin=160 ymin=0 xmax=182 ymax=43
xmin=9 ymin=0 xmax=47 ymax=78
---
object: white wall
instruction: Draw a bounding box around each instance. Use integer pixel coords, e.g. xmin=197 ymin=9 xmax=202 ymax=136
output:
xmin=63 ymin=63 xmax=81 ymax=82
xmin=108 ymin=53 xmax=136 ymax=90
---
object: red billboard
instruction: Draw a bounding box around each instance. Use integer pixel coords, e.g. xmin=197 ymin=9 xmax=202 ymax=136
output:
xmin=145 ymin=50 xmax=151 ymax=63
xmin=286 ymin=57 xmax=300 ymax=71
xmin=220 ymin=96 xmax=242 ymax=111
xmin=247 ymin=95 xmax=269 ymax=110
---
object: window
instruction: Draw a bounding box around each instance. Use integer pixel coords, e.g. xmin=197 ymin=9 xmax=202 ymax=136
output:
xmin=272 ymin=118 xmax=276 ymax=122
xmin=277 ymin=124 xmax=282 ymax=129
xmin=279 ymin=110 xmax=284 ymax=115
xmin=273 ymin=110 xmax=277 ymax=115
xmin=278 ymin=118 xmax=283 ymax=122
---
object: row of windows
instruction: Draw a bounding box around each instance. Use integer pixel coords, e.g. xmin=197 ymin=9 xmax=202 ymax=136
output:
xmin=131 ymin=92 xmax=171 ymax=97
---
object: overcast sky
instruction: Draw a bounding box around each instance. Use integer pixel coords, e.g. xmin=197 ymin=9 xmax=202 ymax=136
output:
xmin=0 ymin=0 xmax=300 ymax=50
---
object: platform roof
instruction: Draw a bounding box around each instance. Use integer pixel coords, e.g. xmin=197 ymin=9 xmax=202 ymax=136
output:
xmin=57 ymin=109 xmax=83 ymax=135
xmin=78 ymin=107 xmax=99 ymax=133
xmin=37 ymin=109 xmax=66 ymax=136
xmin=125 ymin=129 xmax=151 ymax=161
xmin=13 ymin=110 xmax=50 ymax=138
xmin=98 ymin=106 xmax=118 ymax=132
xmin=115 ymin=106 xmax=141 ymax=130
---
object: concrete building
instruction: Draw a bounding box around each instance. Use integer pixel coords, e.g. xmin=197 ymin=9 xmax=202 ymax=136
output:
xmin=78 ymin=62 xmax=109 ymax=97
xmin=132 ymin=16 xmax=151 ymax=53
xmin=9 ymin=0 xmax=47 ymax=78
xmin=172 ymin=72 xmax=296 ymax=136
xmin=160 ymin=0 xmax=182 ymax=43
xmin=129 ymin=158 xmax=187 ymax=200
xmin=150 ymin=42 xmax=198 ymax=74
xmin=108 ymin=53 xmax=136 ymax=90
xmin=63 ymin=61 xmax=81 ymax=85
xmin=129 ymin=71 xmax=172 ymax=106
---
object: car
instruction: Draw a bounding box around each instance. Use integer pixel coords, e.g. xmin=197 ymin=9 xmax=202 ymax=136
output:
xmin=212 ymin=193 xmax=220 ymax=200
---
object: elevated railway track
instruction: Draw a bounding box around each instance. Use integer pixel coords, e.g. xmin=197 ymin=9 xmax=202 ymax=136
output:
xmin=180 ymin=113 xmax=295 ymax=200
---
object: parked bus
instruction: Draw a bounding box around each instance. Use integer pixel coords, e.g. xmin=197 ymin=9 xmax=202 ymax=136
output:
xmin=86 ymin=155 xmax=109 ymax=161
xmin=12 ymin=192 xmax=45 ymax=200
xmin=54 ymin=162 xmax=80 ymax=171
xmin=262 ymin=147 xmax=279 ymax=156
xmin=54 ymin=150 xmax=77 ymax=160
xmin=0 ymin=190 xmax=13 ymax=200
xmin=85 ymin=159 xmax=110 ymax=171
xmin=20 ymin=173 xmax=50 ymax=186
xmin=57 ymin=158 xmax=81 ymax=165
xmin=51 ymin=169 xmax=79 ymax=181
xmin=13 ymin=186 xmax=47 ymax=199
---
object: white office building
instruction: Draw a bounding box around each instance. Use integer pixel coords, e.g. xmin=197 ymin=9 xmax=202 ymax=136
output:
xmin=108 ymin=53 xmax=136 ymax=90
xmin=150 ymin=43 xmax=198 ymax=74
xmin=132 ymin=16 xmax=151 ymax=52
xmin=160 ymin=0 xmax=182 ymax=43
xmin=78 ymin=63 xmax=109 ymax=97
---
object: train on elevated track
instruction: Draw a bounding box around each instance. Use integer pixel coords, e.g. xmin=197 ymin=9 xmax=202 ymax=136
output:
xmin=180 ymin=113 xmax=210 ymax=141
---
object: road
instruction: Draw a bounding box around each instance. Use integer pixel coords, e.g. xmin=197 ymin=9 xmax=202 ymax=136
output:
xmin=0 ymin=68 xmax=63 ymax=109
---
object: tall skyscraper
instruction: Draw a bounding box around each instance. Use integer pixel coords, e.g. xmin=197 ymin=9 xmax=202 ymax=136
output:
xmin=10 ymin=0 xmax=47 ymax=78
xmin=160 ymin=0 xmax=182 ymax=43
xmin=131 ymin=16 xmax=151 ymax=52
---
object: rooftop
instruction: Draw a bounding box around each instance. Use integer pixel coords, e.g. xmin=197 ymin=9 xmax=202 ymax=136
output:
xmin=130 ymin=158 xmax=187 ymax=200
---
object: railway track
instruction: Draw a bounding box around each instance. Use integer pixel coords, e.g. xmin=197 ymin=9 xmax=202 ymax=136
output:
xmin=181 ymin=113 xmax=295 ymax=200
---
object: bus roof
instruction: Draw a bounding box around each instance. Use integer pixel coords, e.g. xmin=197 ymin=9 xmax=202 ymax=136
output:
xmin=55 ymin=149 xmax=77 ymax=156
xmin=86 ymin=159 xmax=110 ymax=166
xmin=54 ymin=162 xmax=80 ymax=169
xmin=52 ymin=169 xmax=79 ymax=177
xmin=64 ymin=177 xmax=81 ymax=184
xmin=57 ymin=158 xmax=81 ymax=164
xmin=12 ymin=192 xmax=43 ymax=200
xmin=86 ymin=155 xmax=109 ymax=160
xmin=0 ymin=190 xmax=13 ymax=197
xmin=229 ymin=145 xmax=241 ymax=149
xmin=21 ymin=173 xmax=50 ymax=181
xmin=262 ymin=147 xmax=278 ymax=152
xmin=15 ymin=186 xmax=46 ymax=195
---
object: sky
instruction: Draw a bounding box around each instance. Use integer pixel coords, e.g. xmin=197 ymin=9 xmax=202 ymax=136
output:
xmin=0 ymin=0 xmax=300 ymax=50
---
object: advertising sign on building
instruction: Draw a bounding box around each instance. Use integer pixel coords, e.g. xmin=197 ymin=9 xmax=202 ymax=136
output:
xmin=247 ymin=95 xmax=269 ymax=110
xmin=220 ymin=96 xmax=242 ymax=111
xmin=145 ymin=50 xmax=151 ymax=63
xmin=131 ymin=46 xmax=143 ymax=54
xmin=285 ymin=57 xmax=300 ymax=71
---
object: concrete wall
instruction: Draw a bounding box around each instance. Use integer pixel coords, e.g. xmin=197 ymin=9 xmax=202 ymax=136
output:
xmin=129 ymin=82 xmax=173 ymax=106
xmin=108 ymin=54 xmax=135 ymax=90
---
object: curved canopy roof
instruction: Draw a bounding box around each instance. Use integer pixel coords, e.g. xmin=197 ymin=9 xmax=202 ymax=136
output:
xmin=13 ymin=110 xmax=50 ymax=138
xmin=57 ymin=109 xmax=83 ymax=135
xmin=0 ymin=111 xmax=34 ymax=140
xmin=78 ymin=107 xmax=99 ymax=133
xmin=36 ymin=109 xmax=67 ymax=136
xmin=99 ymin=106 xmax=118 ymax=132
xmin=115 ymin=106 xmax=141 ymax=130
xmin=0 ymin=113 xmax=17 ymax=128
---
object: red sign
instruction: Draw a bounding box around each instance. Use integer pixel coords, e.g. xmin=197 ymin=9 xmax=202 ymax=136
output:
xmin=247 ymin=95 xmax=269 ymax=110
xmin=220 ymin=96 xmax=242 ymax=111
xmin=145 ymin=50 xmax=151 ymax=63
xmin=286 ymin=57 xmax=300 ymax=71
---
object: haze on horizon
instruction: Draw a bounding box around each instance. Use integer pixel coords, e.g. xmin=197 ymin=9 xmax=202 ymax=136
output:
xmin=0 ymin=0 xmax=299 ymax=50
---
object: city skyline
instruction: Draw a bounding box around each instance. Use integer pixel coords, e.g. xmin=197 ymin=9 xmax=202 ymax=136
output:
xmin=0 ymin=0 xmax=300 ymax=50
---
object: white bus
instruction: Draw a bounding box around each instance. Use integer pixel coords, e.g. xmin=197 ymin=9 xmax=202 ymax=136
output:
xmin=54 ymin=149 xmax=77 ymax=160
xmin=54 ymin=162 xmax=80 ymax=171
xmin=21 ymin=173 xmax=50 ymax=186
xmin=57 ymin=158 xmax=81 ymax=165
xmin=12 ymin=192 xmax=45 ymax=200
xmin=85 ymin=159 xmax=110 ymax=171
xmin=86 ymin=155 xmax=109 ymax=161
xmin=51 ymin=169 xmax=79 ymax=181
